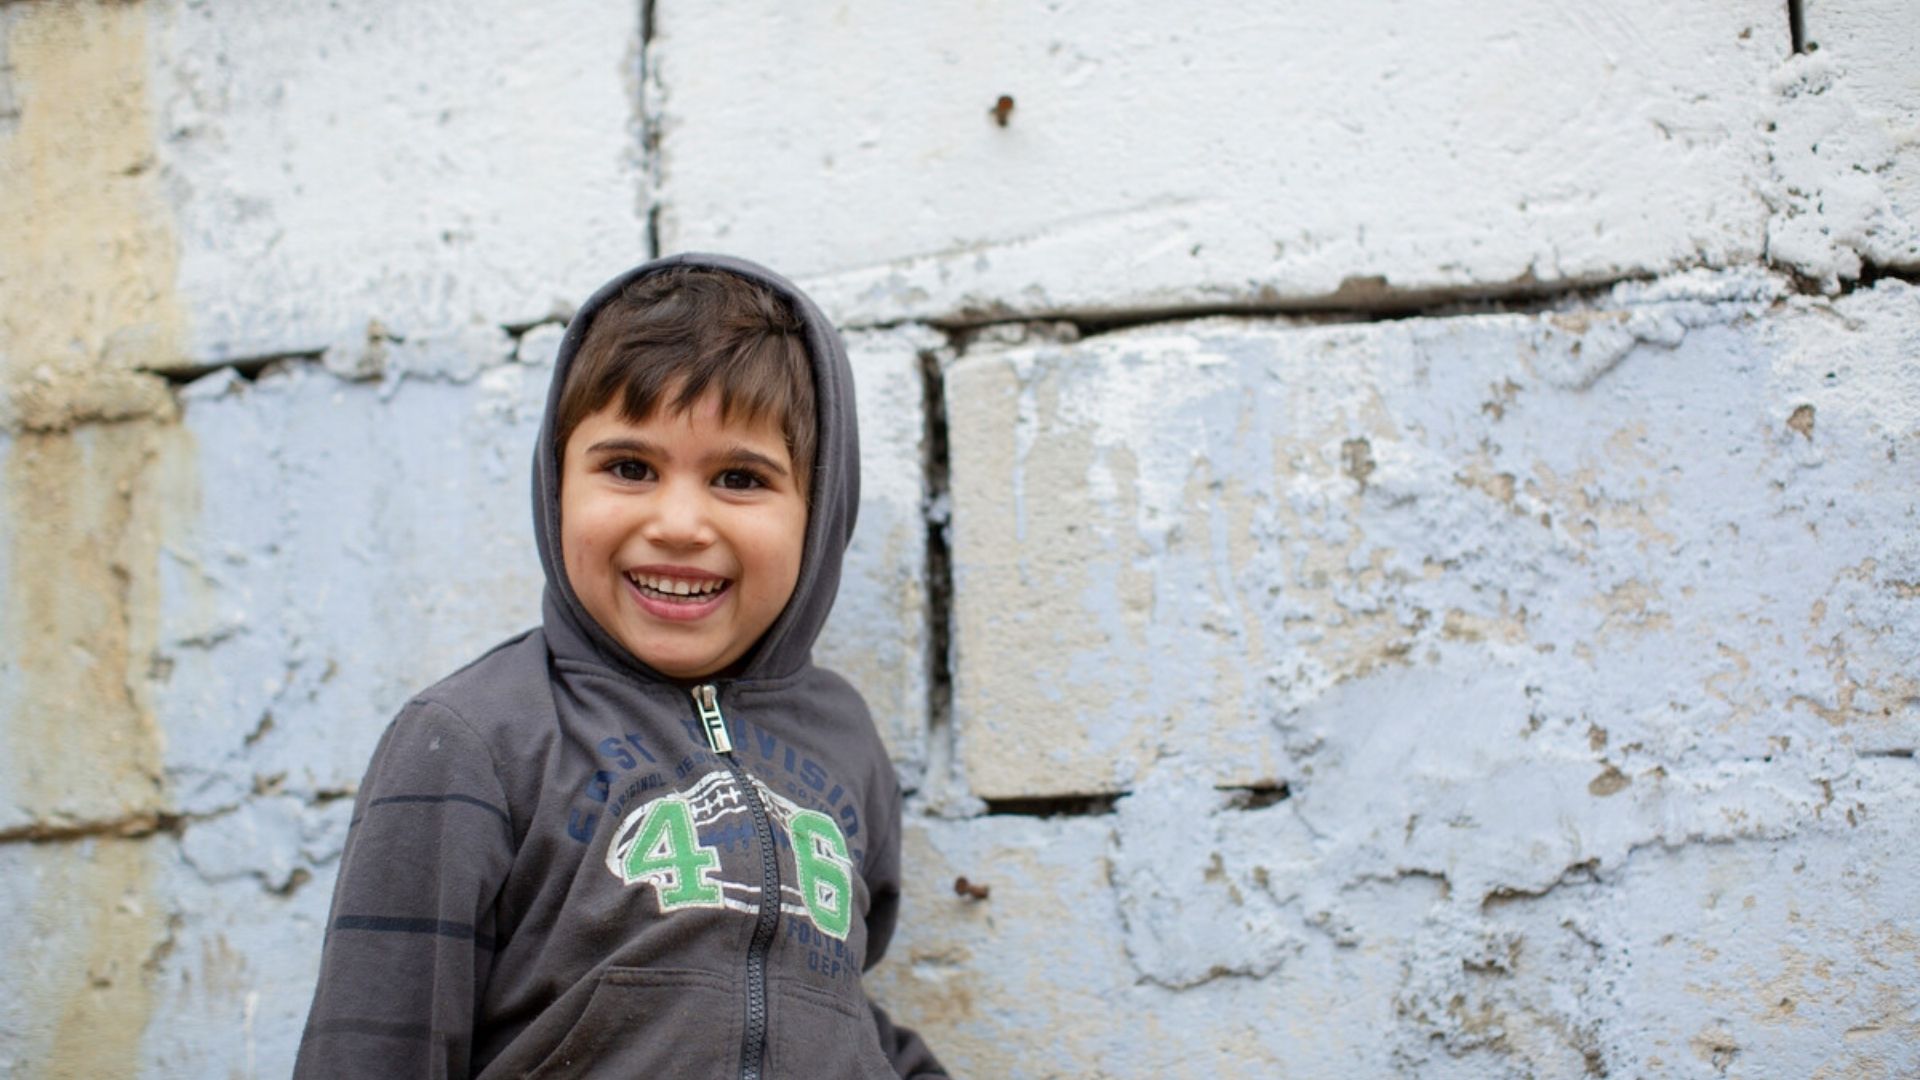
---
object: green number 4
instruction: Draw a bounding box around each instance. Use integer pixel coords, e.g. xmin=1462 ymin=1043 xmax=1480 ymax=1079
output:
xmin=789 ymin=810 xmax=853 ymax=939
xmin=615 ymin=797 xmax=723 ymax=908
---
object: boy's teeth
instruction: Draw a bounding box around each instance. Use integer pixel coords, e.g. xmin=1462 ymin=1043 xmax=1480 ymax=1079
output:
xmin=630 ymin=572 xmax=723 ymax=598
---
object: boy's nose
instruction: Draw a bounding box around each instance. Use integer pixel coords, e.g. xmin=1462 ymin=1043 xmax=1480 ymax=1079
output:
xmin=640 ymin=481 xmax=716 ymax=548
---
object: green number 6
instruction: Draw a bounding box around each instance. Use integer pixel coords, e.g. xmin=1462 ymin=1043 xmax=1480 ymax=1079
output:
xmin=789 ymin=810 xmax=853 ymax=939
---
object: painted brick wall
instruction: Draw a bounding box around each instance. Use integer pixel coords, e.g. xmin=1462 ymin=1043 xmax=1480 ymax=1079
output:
xmin=2 ymin=2 xmax=1914 ymax=1077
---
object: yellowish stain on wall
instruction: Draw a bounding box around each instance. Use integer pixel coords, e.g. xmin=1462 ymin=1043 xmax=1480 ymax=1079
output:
xmin=5 ymin=424 xmax=176 ymax=825
xmin=36 ymin=839 xmax=165 ymax=1080
xmin=949 ymin=361 xmax=1114 ymax=797
xmin=1 ymin=3 xmax=192 ymax=1074
xmin=0 ymin=0 xmax=183 ymax=427
xmin=871 ymin=821 xmax=1126 ymax=1079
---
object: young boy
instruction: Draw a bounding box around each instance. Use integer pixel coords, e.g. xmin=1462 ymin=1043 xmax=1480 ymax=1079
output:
xmin=295 ymin=254 xmax=947 ymax=1079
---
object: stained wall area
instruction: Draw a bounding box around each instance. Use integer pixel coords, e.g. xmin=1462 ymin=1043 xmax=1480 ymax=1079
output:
xmin=0 ymin=2 xmax=1914 ymax=1076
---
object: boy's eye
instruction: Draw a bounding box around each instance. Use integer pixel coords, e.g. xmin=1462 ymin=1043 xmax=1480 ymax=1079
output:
xmin=715 ymin=468 xmax=766 ymax=491
xmin=609 ymin=460 xmax=654 ymax=483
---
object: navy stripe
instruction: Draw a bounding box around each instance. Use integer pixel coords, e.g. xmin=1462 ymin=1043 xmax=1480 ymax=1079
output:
xmin=368 ymin=792 xmax=511 ymax=828
xmin=333 ymin=915 xmax=497 ymax=950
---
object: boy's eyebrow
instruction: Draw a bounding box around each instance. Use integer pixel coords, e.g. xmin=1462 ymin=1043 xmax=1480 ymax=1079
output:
xmin=583 ymin=437 xmax=791 ymax=478
xmin=583 ymin=436 xmax=662 ymax=457
xmin=722 ymin=447 xmax=792 ymax=478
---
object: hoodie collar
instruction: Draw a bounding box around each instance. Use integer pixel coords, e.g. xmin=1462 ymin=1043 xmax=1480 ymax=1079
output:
xmin=531 ymin=253 xmax=860 ymax=685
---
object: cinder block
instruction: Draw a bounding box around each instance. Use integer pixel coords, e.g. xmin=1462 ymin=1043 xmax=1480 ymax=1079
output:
xmin=150 ymin=0 xmax=647 ymax=363
xmin=0 ymin=418 xmax=181 ymax=832
xmin=816 ymin=326 xmax=939 ymax=786
xmin=157 ymin=354 xmax=550 ymax=810
xmin=138 ymin=799 xmax=347 ymax=1078
xmin=866 ymin=812 xmax=1140 ymax=1078
xmin=876 ymin=760 xmax=1920 ymax=1075
xmin=0 ymin=0 xmax=183 ymax=428
xmin=0 ymin=836 xmax=177 ymax=1077
xmin=1380 ymin=760 xmax=1920 ymax=1076
xmin=0 ymin=804 xmax=345 ymax=1079
xmin=946 ymin=275 xmax=1920 ymax=811
xmin=654 ymin=1 xmax=1781 ymax=324
xmin=867 ymin=807 xmax=1414 ymax=1076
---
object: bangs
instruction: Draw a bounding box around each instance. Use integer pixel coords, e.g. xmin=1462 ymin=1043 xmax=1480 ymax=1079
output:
xmin=557 ymin=268 xmax=817 ymax=492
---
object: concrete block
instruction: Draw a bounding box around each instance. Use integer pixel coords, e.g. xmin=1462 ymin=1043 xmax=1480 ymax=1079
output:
xmin=877 ymin=760 xmax=1920 ymax=1076
xmin=945 ymin=273 xmax=1920 ymax=807
xmin=138 ymin=803 xmax=346 ymax=1080
xmin=149 ymin=0 xmax=647 ymax=364
xmin=0 ymin=836 xmax=176 ymax=1077
xmin=866 ymin=812 xmax=1148 ymax=1078
xmin=653 ymin=1 xmax=1781 ymax=325
xmin=156 ymin=354 xmax=550 ymax=810
xmin=816 ymin=326 xmax=939 ymax=786
xmin=868 ymin=808 xmax=1414 ymax=1077
xmin=0 ymin=806 xmax=344 ymax=1079
xmin=1380 ymin=760 xmax=1920 ymax=1076
xmin=1765 ymin=0 xmax=1920 ymax=286
xmin=0 ymin=0 xmax=182 ymax=430
xmin=0 ymin=418 xmax=182 ymax=833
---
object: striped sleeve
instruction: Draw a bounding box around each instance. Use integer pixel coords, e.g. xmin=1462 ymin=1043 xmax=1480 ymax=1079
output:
xmin=295 ymin=700 xmax=515 ymax=1080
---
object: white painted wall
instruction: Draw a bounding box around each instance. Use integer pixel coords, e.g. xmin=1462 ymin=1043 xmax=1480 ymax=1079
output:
xmin=2 ymin=1 xmax=1915 ymax=1076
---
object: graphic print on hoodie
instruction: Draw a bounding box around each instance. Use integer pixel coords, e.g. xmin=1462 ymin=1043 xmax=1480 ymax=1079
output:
xmin=294 ymin=254 xmax=946 ymax=1080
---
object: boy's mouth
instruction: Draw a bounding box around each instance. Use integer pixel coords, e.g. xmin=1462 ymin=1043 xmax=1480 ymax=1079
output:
xmin=625 ymin=570 xmax=731 ymax=605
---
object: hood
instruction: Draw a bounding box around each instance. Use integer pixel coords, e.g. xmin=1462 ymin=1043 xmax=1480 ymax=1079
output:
xmin=530 ymin=253 xmax=860 ymax=684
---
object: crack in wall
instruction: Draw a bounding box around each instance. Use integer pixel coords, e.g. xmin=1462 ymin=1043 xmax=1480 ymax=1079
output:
xmin=1787 ymin=0 xmax=1809 ymax=56
xmin=0 ymin=809 xmax=185 ymax=846
xmin=639 ymin=0 xmax=661 ymax=260
xmin=917 ymin=346 xmax=955 ymax=805
xmin=144 ymin=349 xmax=324 ymax=386
xmin=855 ymin=260 xmax=1920 ymax=347
xmin=981 ymin=793 xmax=1123 ymax=818
xmin=1844 ymin=260 xmax=1920 ymax=293
xmin=858 ymin=268 xmax=1657 ymax=340
xmin=1221 ymin=782 xmax=1290 ymax=811
xmin=111 ymin=261 xmax=1920 ymax=412
xmin=0 ymin=786 xmax=353 ymax=848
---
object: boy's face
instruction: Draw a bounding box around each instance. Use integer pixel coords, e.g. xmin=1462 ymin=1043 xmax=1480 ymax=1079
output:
xmin=559 ymin=390 xmax=808 ymax=680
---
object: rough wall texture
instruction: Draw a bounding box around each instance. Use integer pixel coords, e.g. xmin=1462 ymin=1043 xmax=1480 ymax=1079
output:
xmin=0 ymin=2 xmax=1914 ymax=1077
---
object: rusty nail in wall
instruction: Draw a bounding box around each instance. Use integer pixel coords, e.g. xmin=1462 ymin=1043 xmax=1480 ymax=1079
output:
xmin=953 ymin=876 xmax=991 ymax=901
xmin=990 ymin=95 xmax=1015 ymax=127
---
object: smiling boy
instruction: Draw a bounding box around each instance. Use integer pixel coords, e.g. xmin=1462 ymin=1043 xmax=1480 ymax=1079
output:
xmin=296 ymin=256 xmax=946 ymax=1079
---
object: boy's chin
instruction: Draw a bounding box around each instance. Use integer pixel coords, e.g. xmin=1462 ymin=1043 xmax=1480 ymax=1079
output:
xmin=622 ymin=637 xmax=730 ymax=682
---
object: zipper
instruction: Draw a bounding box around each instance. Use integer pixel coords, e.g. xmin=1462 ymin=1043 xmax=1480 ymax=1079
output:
xmin=693 ymin=683 xmax=780 ymax=1080
xmin=694 ymin=683 xmax=733 ymax=753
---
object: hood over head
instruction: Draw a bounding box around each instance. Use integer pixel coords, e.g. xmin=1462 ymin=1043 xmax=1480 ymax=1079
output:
xmin=531 ymin=253 xmax=859 ymax=684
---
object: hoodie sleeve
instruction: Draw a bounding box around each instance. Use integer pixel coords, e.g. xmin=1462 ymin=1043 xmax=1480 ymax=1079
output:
xmin=861 ymin=775 xmax=950 ymax=1079
xmin=294 ymin=700 xmax=515 ymax=1080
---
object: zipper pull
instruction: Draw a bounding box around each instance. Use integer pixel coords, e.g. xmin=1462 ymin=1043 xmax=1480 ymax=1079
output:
xmin=693 ymin=684 xmax=733 ymax=754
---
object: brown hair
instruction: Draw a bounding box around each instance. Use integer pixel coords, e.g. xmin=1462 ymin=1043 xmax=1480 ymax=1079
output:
xmin=555 ymin=267 xmax=816 ymax=492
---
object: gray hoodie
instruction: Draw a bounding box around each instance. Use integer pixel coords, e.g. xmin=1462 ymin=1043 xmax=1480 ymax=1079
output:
xmin=295 ymin=254 xmax=946 ymax=1079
